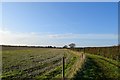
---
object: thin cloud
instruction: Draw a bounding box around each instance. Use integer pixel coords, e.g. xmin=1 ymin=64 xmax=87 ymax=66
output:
xmin=48 ymin=33 xmax=117 ymax=39
xmin=0 ymin=29 xmax=118 ymax=46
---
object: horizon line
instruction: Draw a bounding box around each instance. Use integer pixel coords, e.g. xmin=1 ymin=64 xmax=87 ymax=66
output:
xmin=1 ymin=44 xmax=119 ymax=48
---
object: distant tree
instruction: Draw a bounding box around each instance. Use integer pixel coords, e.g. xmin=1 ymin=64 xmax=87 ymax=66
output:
xmin=69 ymin=43 xmax=76 ymax=48
xmin=63 ymin=45 xmax=68 ymax=48
xmin=53 ymin=46 xmax=56 ymax=48
xmin=47 ymin=46 xmax=53 ymax=48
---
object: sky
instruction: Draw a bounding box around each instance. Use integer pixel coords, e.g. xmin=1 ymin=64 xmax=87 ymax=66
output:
xmin=0 ymin=2 xmax=118 ymax=47
xmin=1 ymin=0 xmax=120 ymax=2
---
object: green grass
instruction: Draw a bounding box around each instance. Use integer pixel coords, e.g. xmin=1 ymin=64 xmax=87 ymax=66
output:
xmin=3 ymin=46 xmax=119 ymax=80
xmin=73 ymin=53 xmax=120 ymax=80
xmin=2 ymin=47 xmax=84 ymax=79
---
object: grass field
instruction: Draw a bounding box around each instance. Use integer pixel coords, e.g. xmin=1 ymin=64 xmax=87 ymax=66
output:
xmin=1 ymin=46 xmax=120 ymax=80
xmin=1 ymin=46 xmax=85 ymax=80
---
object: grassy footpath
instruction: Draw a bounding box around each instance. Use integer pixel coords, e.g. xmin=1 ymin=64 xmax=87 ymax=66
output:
xmin=73 ymin=53 xmax=120 ymax=80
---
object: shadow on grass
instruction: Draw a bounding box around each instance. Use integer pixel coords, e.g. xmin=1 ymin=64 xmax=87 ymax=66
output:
xmin=73 ymin=57 xmax=108 ymax=80
xmin=99 ymin=57 xmax=120 ymax=68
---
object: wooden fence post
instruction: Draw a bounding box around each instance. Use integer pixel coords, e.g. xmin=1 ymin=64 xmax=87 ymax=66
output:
xmin=62 ymin=57 xmax=65 ymax=80
xmin=84 ymin=48 xmax=85 ymax=53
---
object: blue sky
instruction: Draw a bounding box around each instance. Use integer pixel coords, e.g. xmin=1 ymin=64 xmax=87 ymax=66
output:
xmin=0 ymin=2 xmax=118 ymax=47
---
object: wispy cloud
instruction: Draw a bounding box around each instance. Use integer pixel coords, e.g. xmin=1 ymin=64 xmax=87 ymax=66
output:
xmin=0 ymin=28 xmax=118 ymax=46
xmin=48 ymin=33 xmax=117 ymax=39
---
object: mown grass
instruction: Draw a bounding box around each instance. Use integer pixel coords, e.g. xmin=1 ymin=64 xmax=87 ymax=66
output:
xmin=35 ymin=50 xmax=85 ymax=80
xmin=2 ymin=47 xmax=85 ymax=80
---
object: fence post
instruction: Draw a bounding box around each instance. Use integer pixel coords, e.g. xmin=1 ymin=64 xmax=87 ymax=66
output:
xmin=62 ymin=57 xmax=65 ymax=80
xmin=84 ymin=48 xmax=85 ymax=53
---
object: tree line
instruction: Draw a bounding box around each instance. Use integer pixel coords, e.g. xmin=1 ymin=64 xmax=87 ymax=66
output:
xmin=71 ymin=45 xmax=120 ymax=61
